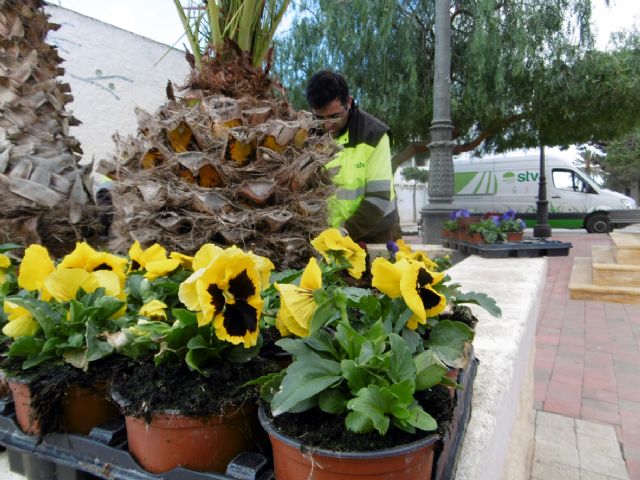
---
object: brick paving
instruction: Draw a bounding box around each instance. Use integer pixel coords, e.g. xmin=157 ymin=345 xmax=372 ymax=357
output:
xmin=535 ymin=231 xmax=640 ymax=479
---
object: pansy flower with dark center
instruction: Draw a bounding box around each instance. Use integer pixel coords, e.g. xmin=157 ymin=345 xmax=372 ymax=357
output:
xmin=179 ymin=246 xmax=264 ymax=348
xmin=372 ymin=257 xmax=446 ymax=329
xmin=59 ymin=242 xmax=128 ymax=284
xmin=311 ymin=228 xmax=366 ymax=279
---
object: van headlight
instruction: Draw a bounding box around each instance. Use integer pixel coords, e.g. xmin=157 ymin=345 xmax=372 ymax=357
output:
xmin=620 ymin=198 xmax=636 ymax=209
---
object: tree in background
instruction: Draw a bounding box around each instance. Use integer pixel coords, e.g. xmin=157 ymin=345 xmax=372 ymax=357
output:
xmin=599 ymin=129 xmax=640 ymax=198
xmin=400 ymin=166 xmax=429 ymax=224
xmin=575 ymin=145 xmax=605 ymax=183
xmin=275 ymin=0 xmax=640 ymax=166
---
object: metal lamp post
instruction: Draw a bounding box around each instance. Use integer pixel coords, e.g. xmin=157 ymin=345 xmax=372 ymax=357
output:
xmin=421 ymin=0 xmax=456 ymax=244
xmin=533 ymin=144 xmax=552 ymax=238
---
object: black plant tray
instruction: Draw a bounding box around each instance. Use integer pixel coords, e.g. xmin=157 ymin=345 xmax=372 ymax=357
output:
xmin=0 ymin=403 xmax=273 ymax=480
xmin=442 ymin=237 xmax=572 ymax=258
xmin=0 ymin=354 xmax=477 ymax=480
xmin=432 ymin=351 xmax=478 ymax=480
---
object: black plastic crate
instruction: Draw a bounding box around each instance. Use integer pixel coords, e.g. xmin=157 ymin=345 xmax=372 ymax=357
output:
xmin=442 ymin=238 xmax=572 ymax=258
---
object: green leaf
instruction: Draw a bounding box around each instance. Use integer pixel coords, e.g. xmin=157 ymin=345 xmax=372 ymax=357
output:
xmin=345 ymin=410 xmax=374 ymax=434
xmin=388 ymin=333 xmax=416 ymax=383
xmin=245 ymin=371 xmax=285 ymax=403
xmin=426 ymin=320 xmax=475 ymax=368
xmin=185 ymin=348 xmax=209 ymax=374
xmin=405 ymin=404 xmax=437 ymax=432
xmin=23 ymin=353 xmax=55 ymax=369
xmin=276 ymin=337 xmax=315 ymax=357
xmin=224 ymin=340 xmax=260 ymax=363
xmin=393 ymin=306 xmax=414 ymax=333
xmin=301 ymin=329 xmax=339 ymax=359
xmin=187 ymin=334 xmax=210 ymax=349
xmin=94 ymin=296 xmax=126 ymax=321
xmin=455 ymin=291 xmax=502 ymax=318
xmin=341 ymin=359 xmax=370 ymax=393
xmin=414 ymin=350 xmax=448 ymax=390
xmin=67 ymin=332 xmax=84 ymax=349
xmin=402 ymin=327 xmax=422 ymax=353
xmin=271 ymin=353 xmax=342 ymax=416
xmin=0 ymin=242 xmax=21 ymax=252
xmin=389 ymin=379 xmax=415 ymax=405
xmin=172 ymin=308 xmax=197 ymax=326
xmin=346 ymin=385 xmax=392 ymax=435
xmin=42 ymin=337 xmax=65 ymax=354
xmin=318 ymin=389 xmax=347 ymax=414
xmin=8 ymin=336 xmax=44 ymax=357
xmin=68 ymin=299 xmax=85 ymax=324
xmin=335 ymin=322 xmax=367 ymax=360
xmin=309 ymin=297 xmax=341 ymax=335
xmin=85 ymin=320 xmax=114 ymax=365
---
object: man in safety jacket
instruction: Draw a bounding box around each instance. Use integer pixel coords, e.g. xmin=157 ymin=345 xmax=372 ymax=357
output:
xmin=306 ymin=70 xmax=401 ymax=244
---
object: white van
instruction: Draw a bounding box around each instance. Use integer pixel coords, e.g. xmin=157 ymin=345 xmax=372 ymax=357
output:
xmin=395 ymin=152 xmax=638 ymax=233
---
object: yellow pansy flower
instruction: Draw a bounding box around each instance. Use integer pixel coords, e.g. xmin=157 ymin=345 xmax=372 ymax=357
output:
xmin=128 ymin=241 xmax=180 ymax=279
xmin=275 ymin=258 xmax=322 ymax=337
xmin=139 ymin=299 xmax=168 ymax=320
xmin=396 ymin=249 xmax=438 ymax=271
xmin=311 ymin=228 xmax=366 ymax=279
xmin=2 ymin=301 xmax=39 ymax=338
xmin=372 ymin=257 xmax=446 ymax=329
xmin=179 ymin=247 xmax=263 ymax=348
xmin=43 ymin=268 xmax=99 ymax=302
xmin=192 ymin=244 xmax=223 ymax=270
xmin=170 ymin=251 xmax=194 ymax=269
xmin=395 ymin=239 xmax=413 ymax=254
xmin=59 ymin=242 xmax=128 ymax=284
xmin=0 ymin=254 xmax=9 ymax=285
xmin=249 ymin=252 xmax=275 ymax=287
xmin=18 ymin=244 xmax=55 ymax=292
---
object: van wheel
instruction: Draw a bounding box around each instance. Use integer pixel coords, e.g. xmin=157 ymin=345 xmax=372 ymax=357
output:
xmin=585 ymin=214 xmax=611 ymax=233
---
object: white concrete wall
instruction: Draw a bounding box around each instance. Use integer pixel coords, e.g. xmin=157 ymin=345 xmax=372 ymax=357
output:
xmin=447 ymin=256 xmax=546 ymax=480
xmin=45 ymin=5 xmax=191 ymax=166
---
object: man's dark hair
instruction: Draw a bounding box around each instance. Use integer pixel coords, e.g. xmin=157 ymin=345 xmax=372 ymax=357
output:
xmin=306 ymin=70 xmax=349 ymax=109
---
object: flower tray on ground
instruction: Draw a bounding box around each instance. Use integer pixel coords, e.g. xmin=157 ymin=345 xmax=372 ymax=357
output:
xmin=442 ymin=237 xmax=572 ymax=258
xmin=0 ymin=355 xmax=478 ymax=480
xmin=0 ymin=397 xmax=272 ymax=480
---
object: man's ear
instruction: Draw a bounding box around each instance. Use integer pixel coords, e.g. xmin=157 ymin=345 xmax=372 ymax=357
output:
xmin=347 ymin=96 xmax=353 ymax=109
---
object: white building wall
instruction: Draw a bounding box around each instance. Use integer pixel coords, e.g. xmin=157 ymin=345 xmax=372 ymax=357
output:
xmin=45 ymin=5 xmax=191 ymax=166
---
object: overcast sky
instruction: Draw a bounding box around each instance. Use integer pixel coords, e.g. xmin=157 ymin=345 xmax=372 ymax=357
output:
xmin=51 ymin=0 xmax=639 ymax=50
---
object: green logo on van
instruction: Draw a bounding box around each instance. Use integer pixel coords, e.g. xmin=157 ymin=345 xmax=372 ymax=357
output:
xmin=502 ymin=172 xmax=515 ymax=183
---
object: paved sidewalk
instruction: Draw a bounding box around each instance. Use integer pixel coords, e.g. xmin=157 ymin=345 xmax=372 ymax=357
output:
xmin=534 ymin=230 xmax=640 ymax=479
xmin=532 ymin=411 xmax=628 ymax=479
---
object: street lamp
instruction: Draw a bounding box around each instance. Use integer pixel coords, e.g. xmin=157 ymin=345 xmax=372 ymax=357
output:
xmin=421 ymin=0 xmax=456 ymax=244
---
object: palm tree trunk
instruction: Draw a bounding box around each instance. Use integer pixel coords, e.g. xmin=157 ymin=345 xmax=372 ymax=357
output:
xmin=0 ymin=0 xmax=97 ymax=255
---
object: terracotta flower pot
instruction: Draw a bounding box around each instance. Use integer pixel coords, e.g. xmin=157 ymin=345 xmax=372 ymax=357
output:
xmin=62 ymin=384 xmax=119 ymax=435
xmin=9 ymin=380 xmax=120 ymax=436
xmin=467 ymin=232 xmax=483 ymax=244
xmin=506 ymin=231 xmax=524 ymax=242
xmin=9 ymin=380 xmax=41 ymax=435
xmin=258 ymin=407 xmax=438 ymax=480
xmin=125 ymin=403 xmax=260 ymax=474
